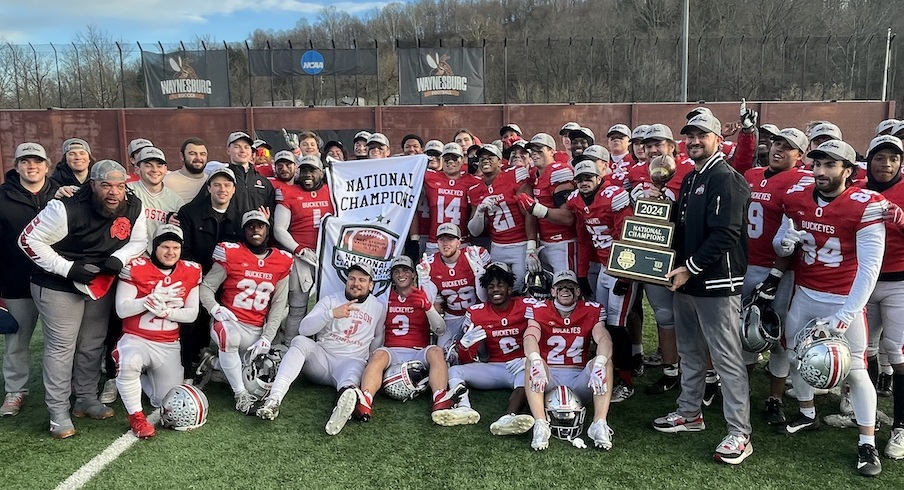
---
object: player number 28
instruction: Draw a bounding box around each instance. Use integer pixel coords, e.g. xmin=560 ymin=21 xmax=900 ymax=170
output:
xmin=233 ymin=279 xmax=276 ymax=311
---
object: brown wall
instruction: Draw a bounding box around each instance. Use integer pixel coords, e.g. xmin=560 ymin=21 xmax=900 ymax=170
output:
xmin=0 ymin=101 xmax=893 ymax=179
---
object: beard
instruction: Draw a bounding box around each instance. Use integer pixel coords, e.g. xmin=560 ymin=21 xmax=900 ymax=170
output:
xmin=182 ymin=158 xmax=206 ymax=175
xmin=92 ymin=191 xmax=127 ymax=218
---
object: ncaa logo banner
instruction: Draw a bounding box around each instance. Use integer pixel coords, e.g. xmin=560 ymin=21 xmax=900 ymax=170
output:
xmin=316 ymin=155 xmax=428 ymax=300
xmin=141 ymin=50 xmax=231 ymax=107
xmin=398 ymin=48 xmax=485 ymax=105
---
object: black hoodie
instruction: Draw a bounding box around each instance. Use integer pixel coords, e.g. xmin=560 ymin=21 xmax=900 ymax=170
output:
xmin=51 ymin=161 xmax=89 ymax=187
xmin=0 ymin=169 xmax=60 ymax=298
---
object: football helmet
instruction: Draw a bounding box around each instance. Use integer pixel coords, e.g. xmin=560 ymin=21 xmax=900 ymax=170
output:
xmin=544 ymin=386 xmax=586 ymax=440
xmin=524 ymin=269 xmax=554 ymax=299
xmin=794 ymin=318 xmax=852 ymax=390
xmin=161 ymin=384 xmax=209 ymax=431
xmin=242 ymin=349 xmax=281 ymax=399
xmin=382 ymin=361 xmax=430 ymax=401
xmin=740 ymin=300 xmax=782 ymax=353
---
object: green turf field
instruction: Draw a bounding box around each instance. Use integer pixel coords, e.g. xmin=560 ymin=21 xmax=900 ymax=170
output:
xmin=1 ymin=310 xmax=901 ymax=489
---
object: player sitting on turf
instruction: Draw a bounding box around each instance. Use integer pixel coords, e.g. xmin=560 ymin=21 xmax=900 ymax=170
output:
xmin=524 ymin=270 xmax=614 ymax=451
xmin=256 ymin=262 xmax=387 ymax=437
xmin=354 ymin=256 xmax=465 ymax=426
xmin=198 ymin=210 xmax=293 ymax=414
xmin=447 ymin=261 xmax=535 ymax=435
xmin=114 ymin=224 xmax=201 ymax=438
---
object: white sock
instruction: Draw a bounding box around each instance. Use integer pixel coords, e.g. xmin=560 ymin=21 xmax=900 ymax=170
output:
xmin=116 ymin=370 xmax=144 ymax=415
xmin=268 ymin=345 xmax=307 ymax=404
xmin=218 ymin=350 xmax=244 ymax=395
xmin=800 ymin=407 xmax=816 ymax=418
xmin=848 ymin=370 xmax=877 ymax=427
xmin=859 ymin=434 xmax=876 ymax=446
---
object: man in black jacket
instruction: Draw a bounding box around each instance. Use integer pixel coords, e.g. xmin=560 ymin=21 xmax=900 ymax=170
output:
xmin=224 ymin=131 xmax=275 ymax=215
xmin=0 ymin=143 xmax=59 ymax=417
xmin=652 ymin=112 xmax=753 ymax=466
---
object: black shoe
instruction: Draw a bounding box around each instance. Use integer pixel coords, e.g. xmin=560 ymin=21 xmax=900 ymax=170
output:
xmin=765 ymin=397 xmax=786 ymax=426
xmin=857 ymin=444 xmax=882 ymax=477
xmin=783 ymin=412 xmax=820 ymax=434
xmin=645 ymin=374 xmax=679 ymax=395
xmin=632 ymin=353 xmax=645 ymax=377
xmin=703 ymin=375 xmax=721 ymax=407
xmin=878 ymin=373 xmax=893 ymax=397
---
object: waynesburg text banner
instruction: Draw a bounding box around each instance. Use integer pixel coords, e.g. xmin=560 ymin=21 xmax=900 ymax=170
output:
xmin=247 ymin=49 xmax=379 ymax=77
xmin=141 ymin=50 xmax=230 ymax=107
xmin=317 ymin=155 xmax=428 ymax=300
xmin=398 ymin=48 xmax=485 ymax=105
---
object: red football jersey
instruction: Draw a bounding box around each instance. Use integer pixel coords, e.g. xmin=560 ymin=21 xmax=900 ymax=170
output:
xmin=532 ymin=162 xmax=577 ymax=242
xmin=423 ymin=170 xmax=481 ymax=242
xmin=467 ymin=166 xmax=531 ymax=245
xmin=275 ymin=182 xmax=334 ymax=250
xmin=744 ymin=167 xmax=814 ymax=268
xmin=855 ymin=179 xmax=904 ymax=274
xmin=426 ymin=246 xmax=490 ymax=317
xmin=120 ymin=258 xmax=202 ymax=343
xmin=525 ymin=299 xmax=605 ymax=367
xmin=565 ymin=182 xmax=633 ymax=264
xmin=625 ymin=159 xmax=694 ymax=201
xmin=781 ymin=184 xmax=886 ymax=295
xmin=383 ymin=288 xmax=432 ymax=349
xmin=460 ymin=298 xmax=531 ymax=362
xmin=212 ymin=242 xmax=294 ymax=327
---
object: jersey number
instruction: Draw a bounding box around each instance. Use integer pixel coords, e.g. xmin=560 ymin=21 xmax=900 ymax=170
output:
xmin=747 ymin=201 xmax=764 ymax=239
xmin=546 ymin=335 xmax=585 ymax=365
xmin=138 ymin=312 xmax=177 ymax=331
xmin=800 ymin=233 xmax=842 ymax=268
xmin=491 ymin=201 xmax=516 ymax=232
xmin=436 ymin=195 xmax=462 ymax=227
xmin=391 ymin=314 xmax=409 ymax=336
xmin=233 ymin=279 xmax=275 ymax=311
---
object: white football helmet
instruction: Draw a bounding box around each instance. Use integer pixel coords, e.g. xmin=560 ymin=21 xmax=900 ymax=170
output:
xmin=740 ymin=301 xmax=782 ymax=353
xmin=382 ymin=361 xmax=430 ymax=401
xmin=544 ymin=386 xmax=586 ymax=440
xmin=161 ymin=384 xmax=209 ymax=431
xmin=794 ymin=318 xmax=852 ymax=389
xmin=242 ymin=349 xmax=281 ymax=399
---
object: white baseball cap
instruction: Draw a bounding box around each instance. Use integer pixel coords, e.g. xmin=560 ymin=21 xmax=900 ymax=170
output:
xmin=770 ymin=128 xmax=808 ymax=152
xmin=527 ymin=133 xmax=557 ymax=151
xmin=226 ymin=131 xmax=254 ymax=146
xmin=14 ymin=142 xmax=48 ymax=161
xmin=809 ymin=123 xmax=842 ymax=142
xmin=607 ymin=124 xmax=631 ymax=138
xmin=876 ymin=119 xmax=899 ymax=136
xmin=807 ymin=140 xmax=856 ymax=164
xmin=559 ymin=122 xmax=581 ymax=135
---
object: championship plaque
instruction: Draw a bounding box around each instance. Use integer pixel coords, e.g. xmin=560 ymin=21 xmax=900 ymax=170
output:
xmin=607 ymin=198 xmax=676 ymax=286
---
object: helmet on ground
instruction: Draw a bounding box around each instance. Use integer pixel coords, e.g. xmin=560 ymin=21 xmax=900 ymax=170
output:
xmin=382 ymin=360 xmax=429 ymax=401
xmin=524 ymin=269 xmax=554 ymax=299
xmin=242 ymin=349 xmax=281 ymax=399
xmin=161 ymin=384 xmax=209 ymax=431
xmin=544 ymin=385 xmax=586 ymax=440
xmin=740 ymin=301 xmax=782 ymax=353
xmin=794 ymin=318 xmax=852 ymax=389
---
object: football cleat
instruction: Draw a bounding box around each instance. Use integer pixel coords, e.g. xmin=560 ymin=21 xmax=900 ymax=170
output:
xmin=128 ymin=412 xmax=156 ymax=439
xmin=234 ymin=391 xmax=256 ymax=415
xmin=857 ymin=443 xmax=882 ymax=477
xmin=354 ymin=388 xmax=372 ymax=422
xmin=531 ymin=419 xmax=551 ymax=451
xmin=587 ymin=419 xmax=614 ymax=450
xmin=877 ymin=373 xmax=893 ymax=397
xmin=783 ymin=412 xmax=819 ymax=434
xmin=490 ymin=413 xmax=535 ymax=436
xmin=325 ymin=388 xmax=358 ymax=436
xmin=256 ymin=398 xmax=281 ymax=421
xmin=839 ymin=388 xmax=853 ymax=416
xmin=703 ymin=373 xmax=721 ymax=407
xmin=653 ymin=412 xmax=705 ymax=433
xmin=764 ymin=397 xmax=786 ymax=426
xmin=645 ymin=373 xmax=679 ymax=395
xmin=432 ymin=406 xmax=480 ymax=427
xmin=99 ymin=379 xmax=118 ymax=404
xmin=194 ymin=349 xmax=217 ymax=389
xmin=713 ymin=434 xmax=753 ymax=465
xmin=610 ymin=383 xmax=634 ymax=403
xmin=885 ymin=428 xmax=904 ymax=460
xmin=431 ymin=383 xmax=467 ymax=412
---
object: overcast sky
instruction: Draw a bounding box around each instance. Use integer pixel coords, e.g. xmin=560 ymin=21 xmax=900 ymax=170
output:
xmin=0 ymin=0 xmax=392 ymax=45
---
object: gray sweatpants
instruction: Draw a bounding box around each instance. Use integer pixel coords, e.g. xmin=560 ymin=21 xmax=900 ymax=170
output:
xmin=673 ymin=292 xmax=751 ymax=436
xmin=2 ymin=297 xmax=40 ymax=394
xmin=31 ymin=284 xmax=113 ymax=415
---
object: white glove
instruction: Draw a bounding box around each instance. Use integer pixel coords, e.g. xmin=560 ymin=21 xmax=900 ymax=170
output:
xmin=780 ymin=223 xmax=804 ymax=252
xmin=247 ymin=337 xmax=272 ymax=358
xmin=459 ymin=325 xmax=487 ymax=349
xmin=506 ymin=357 xmax=526 ymax=376
xmin=143 ymin=294 xmax=171 ymax=318
xmin=526 ymin=241 xmax=542 ymax=274
xmin=571 ymin=437 xmax=587 ymax=449
xmin=282 ymin=128 xmax=299 ymax=150
xmin=630 ymin=185 xmax=645 ymax=203
xmin=211 ymin=304 xmax=239 ymax=323
xmin=740 ymin=99 xmax=758 ymax=130
xmin=588 ymin=355 xmax=609 ymax=396
xmin=528 ymin=352 xmax=548 ymax=393
xmin=296 ymin=247 xmax=318 ymax=266
xmin=464 ymin=247 xmax=486 ymax=276
xmin=816 ymin=315 xmax=847 ymax=337
xmin=166 ymin=296 xmax=185 ymax=309
xmin=416 ymin=253 xmax=432 ymax=285
xmin=153 ymin=280 xmax=184 ymax=301
xmin=477 ymin=195 xmax=499 ymax=214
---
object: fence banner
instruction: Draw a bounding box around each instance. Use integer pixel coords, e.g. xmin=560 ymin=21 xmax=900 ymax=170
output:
xmin=247 ymin=49 xmax=378 ymax=77
xmin=316 ymin=155 xmax=428 ymax=300
xmin=398 ymin=48 xmax=485 ymax=105
xmin=141 ymin=50 xmax=230 ymax=107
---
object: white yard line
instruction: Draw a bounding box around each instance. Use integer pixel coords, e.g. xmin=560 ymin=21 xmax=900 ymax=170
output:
xmin=54 ymin=411 xmax=160 ymax=490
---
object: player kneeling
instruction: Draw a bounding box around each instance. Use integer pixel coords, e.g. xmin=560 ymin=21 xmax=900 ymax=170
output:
xmin=523 ymin=270 xmax=614 ymax=451
xmin=447 ymin=262 xmax=534 ymax=434
xmin=114 ymin=225 xmax=202 ymax=438
xmin=355 ymin=256 xmax=466 ymax=425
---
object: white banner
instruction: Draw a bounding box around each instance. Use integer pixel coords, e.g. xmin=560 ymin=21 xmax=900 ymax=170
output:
xmin=316 ymin=155 xmax=428 ymax=300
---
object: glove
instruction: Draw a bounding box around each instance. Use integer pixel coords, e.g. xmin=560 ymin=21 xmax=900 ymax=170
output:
xmin=780 ymin=223 xmax=804 ymax=251
xmin=506 ymin=357 xmax=526 ymax=376
xmin=753 ymin=268 xmax=783 ymax=302
xmin=884 ymin=203 xmax=904 ymax=230
xmin=464 ymin=247 xmax=486 ymax=276
xmin=528 ymin=352 xmax=548 ymax=393
xmin=406 ymin=288 xmax=432 ymax=311
xmin=740 ymin=109 xmax=758 ymax=130
xmin=166 ymin=296 xmax=185 ymax=309
xmin=476 ymin=195 xmax=499 ymax=214
xmin=516 ymin=193 xmax=548 ymax=218
xmin=816 ymin=316 xmax=847 ymax=337
xmin=502 ymin=135 xmax=522 ymax=150
xmin=67 ymin=261 xmax=100 ymax=284
xmin=153 ymin=280 xmax=184 ymax=302
xmin=143 ymin=294 xmax=171 ymax=318
xmin=578 ymin=277 xmax=594 ymax=299
xmin=282 ymin=128 xmax=299 ymax=150
xmin=99 ymin=256 xmax=124 ymax=275
xmin=295 ymin=247 xmax=318 ymax=267
xmin=630 ymin=184 xmax=645 ymax=203
xmin=526 ymin=241 xmax=542 ymax=274
xmin=612 ymin=280 xmax=630 ymax=296
xmin=211 ymin=304 xmax=239 ymax=323
xmin=247 ymin=337 xmax=272 ymax=358
xmin=588 ymin=355 xmax=609 ymax=396
xmin=416 ymin=253 xmax=432 ymax=285
xmin=459 ymin=325 xmax=488 ymax=349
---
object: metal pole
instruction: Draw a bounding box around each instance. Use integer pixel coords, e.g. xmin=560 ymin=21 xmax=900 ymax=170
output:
xmin=883 ymin=28 xmax=893 ymax=101
xmin=116 ymin=42 xmax=126 ymax=107
xmin=503 ymin=38 xmax=508 ymax=104
xmin=245 ymin=41 xmax=254 ymax=106
xmin=29 ymin=43 xmax=41 ymax=108
xmin=51 ymin=42 xmax=63 ymax=106
xmin=267 ymin=41 xmax=274 ymax=106
xmin=74 ymin=43 xmax=84 ymax=107
xmin=94 ymin=41 xmax=105 ymax=108
xmin=680 ymin=0 xmax=689 ymax=102
xmin=289 ymin=40 xmax=296 ymax=107
xmin=8 ymin=44 xmax=21 ymax=109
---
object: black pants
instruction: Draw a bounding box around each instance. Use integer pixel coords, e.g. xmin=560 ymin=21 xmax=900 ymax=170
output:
xmin=180 ymin=309 xmax=211 ymax=379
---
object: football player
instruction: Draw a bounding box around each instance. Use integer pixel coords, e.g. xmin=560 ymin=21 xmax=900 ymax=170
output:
xmin=774 ymin=139 xmax=886 ymax=476
xmin=421 ymin=143 xmax=481 ymax=254
xmin=256 ymin=263 xmax=387 ymax=437
xmin=198 ymin=210 xmax=293 ymax=414
xmin=418 ymin=223 xmax=490 ymax=354
xmin=114 ymin=225 xmax=201 ymax=438
xmin=448 ymin=262 xmax=533 ymax=434
xmin=272 ymin=154 xmax=334 ymax=338
xmin=523 ymin=270 xmax=614 ymax=451
xmin=466 ymin=144 xmax=535 ymax=291
xmin=355 ymin=256 xmax=462 ymax=425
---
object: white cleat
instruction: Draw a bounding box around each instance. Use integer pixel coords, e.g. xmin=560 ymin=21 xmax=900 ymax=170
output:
xmin=490 ymin=413 xmax=535 ymax=436
xmin=531 ymin=419 xmax=551 ymax=451
xmin=432 ymin=406 xmax=480 ymax=427
xmin=325 ymin=388 xmax=358 ymax=436
xmin=587 ymin=419 xmax=614 ymax=450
